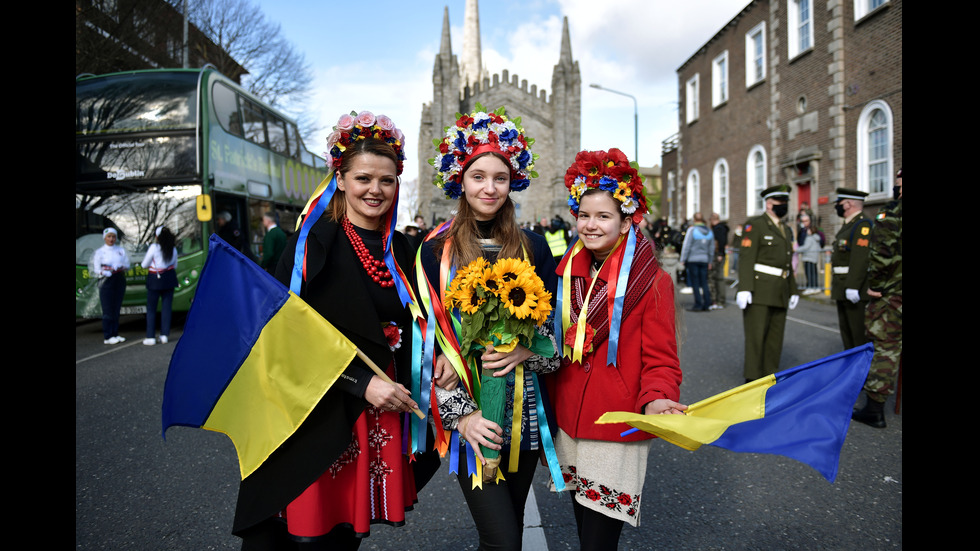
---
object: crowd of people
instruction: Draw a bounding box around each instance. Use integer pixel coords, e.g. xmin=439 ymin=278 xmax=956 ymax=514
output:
xmin=92 ymin=101 xmax=900 ymax=549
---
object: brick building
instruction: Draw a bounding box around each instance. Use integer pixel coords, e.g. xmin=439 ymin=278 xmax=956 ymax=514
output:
xmin=76 ymin=0 xmax=245 ymax=81
xmin=662 ymin=0 xmax=902 ymax=238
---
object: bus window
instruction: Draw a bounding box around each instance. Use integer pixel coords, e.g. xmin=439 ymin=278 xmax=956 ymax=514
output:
xmin=266 ymin=113 xmax=288 ymax=155
xmin=241 ymin=99 xmax=267 ymax=147
xmin=212 ymin=81 xmax=243 ymax=137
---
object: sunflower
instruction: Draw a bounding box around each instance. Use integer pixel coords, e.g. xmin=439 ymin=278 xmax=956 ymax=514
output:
xmin=493 ymin=257 xmax=530 ymax=284
xmin=455 ymin=285 xmax=487 ymax=315
xmin=499 ymin=273 xmax=541 ymax=319
xmin=529 ymin=288 xmax=554 ymax=325
xmin=474 ymin=265 xmax=504 ymax=297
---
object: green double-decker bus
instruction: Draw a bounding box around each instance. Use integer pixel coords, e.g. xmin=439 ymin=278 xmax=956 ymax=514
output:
xmin=76 ymin=67 xmax=327 ymax=318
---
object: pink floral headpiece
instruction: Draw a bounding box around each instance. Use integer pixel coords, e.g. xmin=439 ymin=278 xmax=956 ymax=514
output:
xmin=325 ymin=110 xmax=407 ymax=175
xmin=564 ymin=148 xmax=648 ymax=224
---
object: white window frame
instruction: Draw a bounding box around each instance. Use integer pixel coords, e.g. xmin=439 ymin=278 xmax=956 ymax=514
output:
xmin=855 ymin=0 xmax=888 ymax=21
xmin=857 ymin=100 xmax=894 ymax=200
xmin=686 ymin=74 xmax=700 ymax=124
xmin=745 ymin=22 xmax=766 ymax=88
xmin=746 ymin=145 xmax=767 ymax=216
xmin=712 ymin=158 xmax=730 ymax=219
xmin=788 ymin=0 xmax=813 ymax=60
xmin=712 ymin=51 xmax=729 ymax=107
xmin=686 ymin=170 xmax=700 ymax=218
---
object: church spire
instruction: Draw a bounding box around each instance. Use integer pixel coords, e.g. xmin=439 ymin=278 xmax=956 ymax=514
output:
xmin=440 ymin=5 xmax=452 ymax=57
xmin=460 ymin=0 xmax=483 ymax=92
xmin=559 ymin=16 xmax=573 ymax=66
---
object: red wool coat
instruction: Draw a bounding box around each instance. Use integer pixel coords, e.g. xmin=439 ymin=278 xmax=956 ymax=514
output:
xmin=548 ymin=246 xmax=682 ymax=442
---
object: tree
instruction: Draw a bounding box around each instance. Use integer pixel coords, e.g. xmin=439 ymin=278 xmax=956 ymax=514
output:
xmin=184 ymin=0 xmax=318 ymax=139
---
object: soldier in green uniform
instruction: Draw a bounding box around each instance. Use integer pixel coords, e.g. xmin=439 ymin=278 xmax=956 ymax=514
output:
xmin=853 ymin=170 xmax=902 ymax=428
xmin=736 ymin=185 xmax=799 ymax=381
xmin=830 ymin=188 xmax=873 ymax=350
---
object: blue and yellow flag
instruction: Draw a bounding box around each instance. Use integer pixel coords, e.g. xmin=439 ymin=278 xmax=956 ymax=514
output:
xmin=162 ymin=235 xmax=357 ymax=480
xmin=598 ymin=344 xmax=873 ymax=482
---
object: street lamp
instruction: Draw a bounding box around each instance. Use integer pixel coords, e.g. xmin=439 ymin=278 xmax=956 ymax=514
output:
xmin=590 ymin=83 xmax=638 ymax=163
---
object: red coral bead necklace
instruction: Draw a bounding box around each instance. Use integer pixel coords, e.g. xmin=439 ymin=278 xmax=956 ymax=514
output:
xmin=342 ymin=216 xmax=394 ymax=288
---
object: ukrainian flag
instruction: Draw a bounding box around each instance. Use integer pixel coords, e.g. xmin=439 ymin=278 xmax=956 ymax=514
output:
xmin=598 ymin=344 xmax=873 ymax=482
xmin=162 ymin=235 xmax=357 ymax=480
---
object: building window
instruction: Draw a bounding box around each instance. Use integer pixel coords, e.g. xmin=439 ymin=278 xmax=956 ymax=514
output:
xmin=686 ymin=170 xmax=700 ymax=218
xmin=746 ymin=146 xmax=767 ymax=215
xmin=667 ymin=170 xmax=677 ymax=222
xmin=713 ymin=159 xmax=730 ymax=219
xmin=788 ymin=0 xmax=813 ymax=59
xmin=686 ymin=74 xmax=700 ymax=124
xmin=857 ymin=100 xmax=893 ymax=199
xmin=712 ymin=51 xmax=729 ymax=107
xmin=855 ymin=0 xmax=888 ymax=20
xmin=745 ymin=22 xmax=766 ymax=88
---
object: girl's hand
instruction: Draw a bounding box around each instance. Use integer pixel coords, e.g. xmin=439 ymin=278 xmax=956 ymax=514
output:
xmin=434 ymin=353 xmax=460 ymax=390
xmin=481 ymin=342 xmax=534 ymax=377
xmin=457 ymin=410 xmax=503 ymax=465
xmin=644 ymin=398 xmax=688 ymax=416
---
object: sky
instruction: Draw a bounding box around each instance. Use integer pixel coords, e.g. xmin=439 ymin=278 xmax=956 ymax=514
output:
xmin=255 ymin=0 xmax=750 ymax=200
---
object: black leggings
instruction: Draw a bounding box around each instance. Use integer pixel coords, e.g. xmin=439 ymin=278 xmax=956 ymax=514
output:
xmin=456 ymin=448 xmax=540 ymax=551
xmin=572 ymin=498 xmax=625 ymax=551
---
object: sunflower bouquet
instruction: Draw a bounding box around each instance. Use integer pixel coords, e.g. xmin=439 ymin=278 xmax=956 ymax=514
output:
xmin=444 ymin=257 xmax=554 ymax=481
xmin=445 ymin=257 xmax=553 ymax=357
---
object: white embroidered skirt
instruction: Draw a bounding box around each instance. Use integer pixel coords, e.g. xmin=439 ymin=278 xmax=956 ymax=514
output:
xmin=554 ymin=429 xmax=651 ymax=527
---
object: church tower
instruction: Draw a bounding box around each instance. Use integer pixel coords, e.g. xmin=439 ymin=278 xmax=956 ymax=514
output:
xmin=417 ymin=3 xmax=581 ymax=224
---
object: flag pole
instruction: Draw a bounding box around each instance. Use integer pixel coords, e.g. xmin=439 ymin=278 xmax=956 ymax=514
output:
xmin=356 ymin=349 xmax=426 ymax=420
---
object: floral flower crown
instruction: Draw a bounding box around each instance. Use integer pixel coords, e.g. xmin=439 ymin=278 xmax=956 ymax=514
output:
xmin=325 ymin=110 xmax=407 ymax=175
xmin=564 ymin=148 xmax=648 ymax=224
xmin=429 ymin=103 xmax=538 ymax=199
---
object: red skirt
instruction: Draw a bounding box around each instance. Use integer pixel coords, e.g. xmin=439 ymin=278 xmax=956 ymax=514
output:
xmin=283 ymin=405 xmax=418 ymax=538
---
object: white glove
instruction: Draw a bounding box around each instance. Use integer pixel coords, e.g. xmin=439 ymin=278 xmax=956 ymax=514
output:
xmin=845 ymin=289 xmax=860 ymax=304
xmin=736 ymin=291 xmax=752 ymax=310
xmin=788 ymin=295 xmax=799 ymax=310
xmin=102 ymin=270 xmax=112 ymax=278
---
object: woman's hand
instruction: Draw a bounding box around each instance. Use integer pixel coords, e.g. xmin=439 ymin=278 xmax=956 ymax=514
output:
xmin=434 ymin=353 xmax=460 ymax=390
xmin=644 ymin=398 xmax=688 ymax=416
xmin=364 ymin=375 xmax=418 ymax=413
xmin=457 ymin=410 xmax=503 ymax=465
xmin=481 ymin=342 xmax=534 ymax=378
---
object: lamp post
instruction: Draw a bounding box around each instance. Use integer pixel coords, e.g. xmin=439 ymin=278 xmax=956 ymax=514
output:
xmin=590 ymin=83 xmax=638 ymax=163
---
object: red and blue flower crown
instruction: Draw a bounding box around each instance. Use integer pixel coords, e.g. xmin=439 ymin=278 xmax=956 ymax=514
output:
xmin=564 ymin=148 xmax=648 ymax=224
xmin=325 ymin=110 xmax=407 ymax=175
xmin=429 ymin=104 xmax=538 ymax=199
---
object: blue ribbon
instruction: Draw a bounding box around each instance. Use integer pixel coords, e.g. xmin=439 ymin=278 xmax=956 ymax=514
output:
xmin=449 ymin=431 xmax=460 ymax=475
xmin=606 ymin=227 xmax=637 ymax=367
xmin=289 ymin=174 xmax=337 ymax=295
xmin=411 ymin=319 xmax=427 ymax=453
xmin=532 ymin=371 xmax=565 ymax=492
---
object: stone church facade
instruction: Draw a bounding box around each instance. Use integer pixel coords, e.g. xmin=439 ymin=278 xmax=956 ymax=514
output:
xmin=417 ymin=1 xmax=581 ymax=225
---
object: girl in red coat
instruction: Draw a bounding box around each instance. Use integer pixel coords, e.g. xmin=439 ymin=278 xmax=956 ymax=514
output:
xmin=551 ymin=149 xmax=686 ymax=550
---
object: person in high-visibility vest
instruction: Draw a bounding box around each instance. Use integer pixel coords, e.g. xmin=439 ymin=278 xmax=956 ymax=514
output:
xmin=545 ymin=216 xmax=570 ymax=263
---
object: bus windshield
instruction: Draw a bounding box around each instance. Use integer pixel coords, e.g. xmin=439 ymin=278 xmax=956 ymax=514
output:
xmin=76 ymin=72 xmax=199 ymax=186
xmin=76 ymin=186 xmax=204 ymax=266
xmin=76 ymin=72 xmax=198 ymax=135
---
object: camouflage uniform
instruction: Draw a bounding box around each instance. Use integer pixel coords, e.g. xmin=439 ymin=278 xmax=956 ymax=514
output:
xmin=863 ymin=198 xmax=902 ymax=403
xmin=831 ymin=212 xmax=873 ymax=350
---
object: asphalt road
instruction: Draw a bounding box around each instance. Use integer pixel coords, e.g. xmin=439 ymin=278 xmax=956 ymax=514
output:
xmin=76 ymin=285 xmax=902 ymax=550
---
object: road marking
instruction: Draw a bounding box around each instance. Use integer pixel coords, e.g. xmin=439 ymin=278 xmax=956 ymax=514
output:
xmin=787 ymin=316 xmax=837 ymax=333
xmin=76 ymin=339 xmax=141 ymax=365
xmin=523 ymin=485 xmax=548 ymax=550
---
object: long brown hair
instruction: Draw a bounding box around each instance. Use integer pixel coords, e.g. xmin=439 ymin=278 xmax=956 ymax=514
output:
xmin=434 ymin=151 xmax=532 ymax=267
xmin=325 ymin=137 xmax=400 ymax=229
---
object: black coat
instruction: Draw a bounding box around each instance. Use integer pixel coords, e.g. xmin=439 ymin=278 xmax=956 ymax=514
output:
xmin=232 ymin=218 xmax=417 ymax=536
